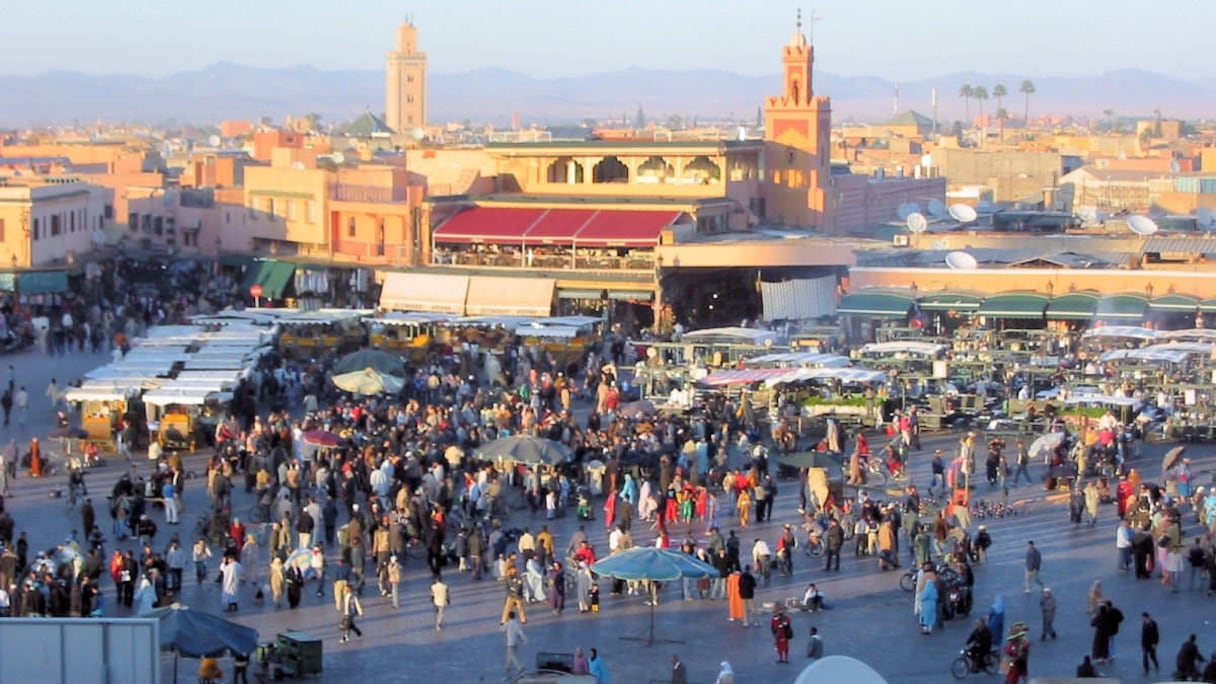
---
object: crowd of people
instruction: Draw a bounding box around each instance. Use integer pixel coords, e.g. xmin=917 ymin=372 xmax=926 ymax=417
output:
xmin=3 ymin=262 xmax=1216 ymax=680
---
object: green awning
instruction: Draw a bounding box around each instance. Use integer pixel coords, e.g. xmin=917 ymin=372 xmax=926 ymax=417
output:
xmin=976 ymin=293 xmax=1049 ymax=318
xmin=837 ymin=291 xmax=914 ymax=318
xmin=1200 ymin=298 xmax=1216 ymax=314
xmin=1045 ymin=292 xmax=1099 ymax=320
xmin=918 ymin=291 xmax=983 ymax=312
xmin=1149 ymin=293 xmax=1201 ymax=312
xmin=558 ymin=289 xmax=604 ymax=300
xmin=243 ymin=261 xmax=295 ymax=300
xmin=218 ymin=254 xmax=256 ymax=268
xmin=19 ymin=270 xmax=68 ymax=294
xmin=1095 ymin=294 xmax=1148 ymax=320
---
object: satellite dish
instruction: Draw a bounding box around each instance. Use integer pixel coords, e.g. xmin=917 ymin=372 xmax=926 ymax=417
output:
xmin=410 ymin=128 xmax=426 ymax=141
xmin=948 ymin=204 xmax=978 ymax=223
xmin=207 ymin=134 xmax=221 ymax=147
xmin=906 ymin=212 xmax=928 ymax=234
xmin=1198 ymin=207 xmax=1213 ymax=228
xmin=945 ymin=251 xmax=979 ymax=270
xmin=927 ymin=199 xmax=947 ymax=219
xmin=896 ymin=203 xmax=913 ymax=221
xmin=1128 ymin=215 xmax=1159 ymax=236
xmin=291 ymin=161 xmax=306 ymax=170
xmin=1170 ymin=159 xmax=1181 ymax=174
xmin=332 ymin=153 xmax=346 ymax=165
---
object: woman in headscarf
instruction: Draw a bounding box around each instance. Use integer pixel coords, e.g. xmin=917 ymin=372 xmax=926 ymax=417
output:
xmin=1087 ymin=580 xmax=1104 ymax=616
xmin=269 ymin=556 xmax=284 ymax=608
xmin=919 ymin=574 xmax=939 ymax=634
xmin=548 ymin=561 xmax=565 ymax=615
xmin=638 ymin=480 xmax=656 ymax=522
xmin=525 ymin=555 xmax=547 ymax=604
xmin=240 ymin=534 xmax=260 ymax=586
xmin=987 ymin=595 xmax=1006 ymax=647
xmin=575 ymin=562 xmax=594 ymax=613
xmin=133 ymin=572 xmax=157 ymax=615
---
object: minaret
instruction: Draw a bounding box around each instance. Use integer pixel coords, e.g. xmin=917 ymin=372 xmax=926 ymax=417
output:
xmin=385 ymin=20 xmax=428 ymax=134
xmin=763 ymin=10 xmax=833 ymax=231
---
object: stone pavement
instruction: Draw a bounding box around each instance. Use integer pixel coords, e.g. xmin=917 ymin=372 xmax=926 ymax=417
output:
xmin=4 ymin=344 xmax=1216 ymax=683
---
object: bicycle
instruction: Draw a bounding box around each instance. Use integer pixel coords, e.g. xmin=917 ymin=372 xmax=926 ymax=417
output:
xmin=950 ymin=647 xmax=1000 ymax=679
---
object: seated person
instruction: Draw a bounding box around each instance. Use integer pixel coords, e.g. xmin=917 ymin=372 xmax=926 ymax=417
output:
xmin=198 ymin=656 xmax=224 ymax=682
xmin=802 ymin=583 xmax=824 ymax=612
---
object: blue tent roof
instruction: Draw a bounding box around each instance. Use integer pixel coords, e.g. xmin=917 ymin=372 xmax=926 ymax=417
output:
xmin=148 ymin=603 xmax=259 ymax=658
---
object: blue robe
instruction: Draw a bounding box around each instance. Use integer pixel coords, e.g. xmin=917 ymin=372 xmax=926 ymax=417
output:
xmin=919 ymin=581 xmax=938 ymax=630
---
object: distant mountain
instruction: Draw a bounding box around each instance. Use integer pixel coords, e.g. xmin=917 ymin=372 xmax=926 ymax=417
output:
xmin=0 ymin=62 xmax=1212 ymax=128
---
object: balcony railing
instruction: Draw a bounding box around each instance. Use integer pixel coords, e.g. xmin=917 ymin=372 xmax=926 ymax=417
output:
xmin=432 ymin=251 xmax=655 ymax=271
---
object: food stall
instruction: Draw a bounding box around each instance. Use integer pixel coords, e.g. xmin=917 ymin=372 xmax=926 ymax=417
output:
xmin=143 ymin=385 xmax=233 ymax=451
xmin=63 ymin=384 xmax=146 ymax=451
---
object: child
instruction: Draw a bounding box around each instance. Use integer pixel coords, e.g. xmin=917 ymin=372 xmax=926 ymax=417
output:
xmin=589 ymin=581 xmax=600 ymax=613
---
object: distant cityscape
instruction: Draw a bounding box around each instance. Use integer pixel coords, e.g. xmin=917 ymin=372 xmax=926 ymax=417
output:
xmin=1 ymin=16 xmax=1214 ymax=333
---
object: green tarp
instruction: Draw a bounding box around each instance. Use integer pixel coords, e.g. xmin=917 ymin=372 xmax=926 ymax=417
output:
xmin=243 ymin=261 xmax=295 ymax=300
xmin=918 ymin=291 xmax=983 ymax=312
xmin=1095 ymin=294 xmax=1148 ymax=320
xmin=0 ymin=273 xmax=16 ymax=292
xmin=976 ymin=293 xmax=1049 ymax=319
xmin=837 ymin=291 xmax=914 ymax=318
xmin=19 ymin=270 xmax=68 ymax=294
xmin=1149 ymin=294 xmax=1200 ymax=312
xmin=1045 ymin=292 xmax=1099 ymax=320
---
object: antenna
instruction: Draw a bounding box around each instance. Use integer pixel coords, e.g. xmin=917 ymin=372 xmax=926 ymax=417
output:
xmin=807 ymin=6 xmax=823 ymax=42
xmin=893 ymin=81 xmax=900 ymax=115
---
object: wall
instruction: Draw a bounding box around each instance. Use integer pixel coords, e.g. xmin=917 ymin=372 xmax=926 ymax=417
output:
xmin=849 ymin=266 xmax=1216 ymax=298
xmin=832 ymin=175 xmax=946 ymax=236
xmin=243 ymin=165 xmax=329 ymax=245
xmin=0 ymin=618 xmax=159 ymax=684
xmin=936 ymin=149 xmax=1063 ymax=202
xmin=0 ymin=182 xmax=105 ymax=267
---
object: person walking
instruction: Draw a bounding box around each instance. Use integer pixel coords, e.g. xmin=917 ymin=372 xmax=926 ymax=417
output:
xmin=1039 ymin=587 xmax=1057 ymax=641
xmin=824 ymin=518 xmax=843 ymax=572
xmin=1024 ymin=541 xmax=1042 ymax=593
xmin=670 ymin=655 xmax=688 ymax=684
xmin=738 ymin=566 xmax=757 ymax=627
xmin=386 ymin=555 xmax=402 ymax=609
xmin=1141 ymin=611 xmax=1160 ymax=676
xmin=501 ymin=565 xmax=527 ymax=624
xmin=431 ymin=573 xmax=449 ymax=631
xmin=806 ymin=626 xmax=824 ymax=660
xmin=220 ymin=555 xmax=241 ymax=612
xmin=502 ymin=610 xmax=528 ymax=678
xmin=338 ymin=584 xmax=363 ymax=643
xmin=1176 ymin=633 xmax=1205 ymax=681
xmin=770 ymin=605 xmax=793 ymax=663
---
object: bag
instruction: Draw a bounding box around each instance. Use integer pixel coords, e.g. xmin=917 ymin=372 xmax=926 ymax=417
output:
xmin=339 ymin=616 xmax=352 ymax=631
xmin=782 ymin=621 xmax=793 ymax=639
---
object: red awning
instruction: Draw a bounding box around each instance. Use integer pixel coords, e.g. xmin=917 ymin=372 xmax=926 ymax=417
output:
xmin=574 ymin=210 xmax=682 ymax=247
xmin=433 ymin=207 xmax=682 ymax=248
xmin=523 ymin=209 xmax=597 ymax=245
xmin=432 ymin=207 xmax=547 ymax=244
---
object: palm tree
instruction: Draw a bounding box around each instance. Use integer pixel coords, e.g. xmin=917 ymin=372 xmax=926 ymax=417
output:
xmin=959 ymin=84 xmax=974 ymax=123
xmin=995 ymin=107 xmax=1009 ymax=142
xmin=973 ymin=86 xmax=989 ymax=121
xmin=1019 ymin=80 xmax=1036 ymax=124
xmin=993 ymin=84 xmax=1007 ymax=111
xmin=1102 ymin=108 xmax=1114 ymax=131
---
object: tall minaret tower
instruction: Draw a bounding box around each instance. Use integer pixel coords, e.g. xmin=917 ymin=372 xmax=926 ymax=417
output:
xmin=763 ymin=9 xmax=833 ymax=231
xmin=385 ymin=20 xmax=428 ymax=133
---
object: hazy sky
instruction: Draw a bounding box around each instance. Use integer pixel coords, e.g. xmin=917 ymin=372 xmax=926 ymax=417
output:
xmin=1 ymin=0 xmax=1209 ymax=80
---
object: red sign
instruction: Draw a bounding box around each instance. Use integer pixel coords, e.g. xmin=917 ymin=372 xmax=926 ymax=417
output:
xmin=249 ymin=284 xmax=264 ymax=298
